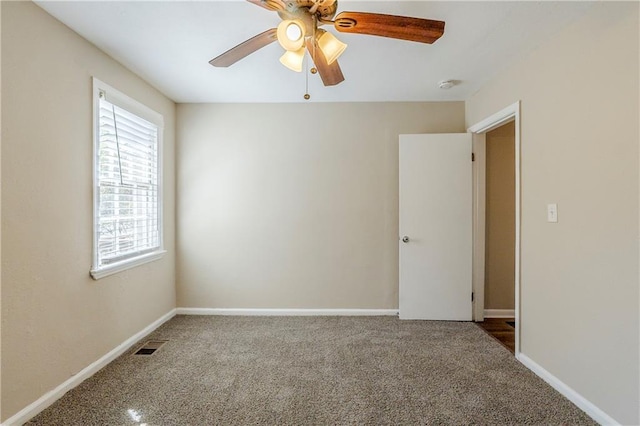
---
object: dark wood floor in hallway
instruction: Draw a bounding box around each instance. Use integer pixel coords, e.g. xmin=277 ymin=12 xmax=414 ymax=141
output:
xmin=476 ymin=318 xmax=515 ymax=354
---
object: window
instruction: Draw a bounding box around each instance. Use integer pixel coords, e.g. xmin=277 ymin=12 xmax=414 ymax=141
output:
xmin=91 ymin=78 xmax=164 ymax=279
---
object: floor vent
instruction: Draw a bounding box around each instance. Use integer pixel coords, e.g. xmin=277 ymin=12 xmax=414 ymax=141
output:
xmin=134 ymin=340 xmax=168 ymax=356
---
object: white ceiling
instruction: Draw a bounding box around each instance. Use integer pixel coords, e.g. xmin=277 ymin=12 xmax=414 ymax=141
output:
xmin=34 ymin=1 xmax=594 ymax=103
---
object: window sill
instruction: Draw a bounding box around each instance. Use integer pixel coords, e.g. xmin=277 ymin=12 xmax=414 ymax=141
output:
xmin=90 ymin=250 xmax=166 ymax=280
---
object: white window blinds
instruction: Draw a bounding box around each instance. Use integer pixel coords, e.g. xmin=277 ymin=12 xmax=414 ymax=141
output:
xmin=95 ymin=94 xmax=160 ymax=267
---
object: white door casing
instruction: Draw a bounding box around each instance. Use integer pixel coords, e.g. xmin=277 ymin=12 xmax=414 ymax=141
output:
xmin=399 ymin=133 xmax=473 ymax=320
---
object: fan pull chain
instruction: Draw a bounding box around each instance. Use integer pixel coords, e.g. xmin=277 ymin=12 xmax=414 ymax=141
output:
xmin=304 ymin=52 xmax=310 ymax=100
xmin=310 ymin=17 xmax=318 ymax=75
xmin=303 ymin=17 xmax=319 ymax=101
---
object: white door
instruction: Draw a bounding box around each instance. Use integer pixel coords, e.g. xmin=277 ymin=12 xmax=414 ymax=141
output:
xmin=399 ymin=133 xmax=472 ymax=320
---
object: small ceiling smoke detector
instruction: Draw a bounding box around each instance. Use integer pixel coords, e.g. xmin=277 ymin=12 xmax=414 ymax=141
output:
xmin=438 ymin=80 xmax=456 ymax=89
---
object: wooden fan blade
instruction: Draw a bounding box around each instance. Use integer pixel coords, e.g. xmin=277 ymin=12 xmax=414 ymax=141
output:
xmin=246 ymin=0 xmax=286 ymax=12
xmin=306 ymin=38 xmax=345 ymax=87
xmin=333 ymin=12 xmax=445 ymax=44
xmin=209 ymin=29 xmax=278 ymax=67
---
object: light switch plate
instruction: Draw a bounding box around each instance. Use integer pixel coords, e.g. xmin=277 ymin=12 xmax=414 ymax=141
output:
xmin=547 ymin=204 xmax=558 ymax=223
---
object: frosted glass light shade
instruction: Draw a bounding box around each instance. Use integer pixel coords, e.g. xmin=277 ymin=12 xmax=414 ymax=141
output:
xmin=317 ymin=30 xmax=347 ymax=64
xmin=277 ymin=20 xmax=305 ymax=51
xmin=279 ymin=48 xmax=305 ymax=72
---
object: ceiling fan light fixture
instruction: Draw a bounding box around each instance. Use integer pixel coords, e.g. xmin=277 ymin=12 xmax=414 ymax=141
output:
xmin=212 ymin=2 xmax=447 ymax=88
xmin=279 ymin=47 xmax=305 ymax=72
xmin=277 ymin=19 xmax=305 ymax=51
xmin=316 ymin=29 xmax=347 ymax=65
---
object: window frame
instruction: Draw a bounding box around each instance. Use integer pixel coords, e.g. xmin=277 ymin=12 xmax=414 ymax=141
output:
xmin=90 ymin=77 xmax=165 ymax=280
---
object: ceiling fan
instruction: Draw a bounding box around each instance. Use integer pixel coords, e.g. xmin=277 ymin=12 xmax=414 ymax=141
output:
xmin=209 ymin=0 xmax=445 ymax=87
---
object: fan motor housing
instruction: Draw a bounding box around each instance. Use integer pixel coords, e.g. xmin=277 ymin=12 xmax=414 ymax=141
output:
xmin=281 ymin=0 xmax=337 ymax=21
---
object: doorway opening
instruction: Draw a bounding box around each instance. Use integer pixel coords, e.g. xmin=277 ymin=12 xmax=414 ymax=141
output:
xmin=478 ymin=121 xmax=516 ymax=353
xmin=468 ymin=102 xmax=521 ymax=357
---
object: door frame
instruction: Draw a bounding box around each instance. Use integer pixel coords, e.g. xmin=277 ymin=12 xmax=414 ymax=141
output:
xmin=468 ymin=101 xmax=521 ymax=357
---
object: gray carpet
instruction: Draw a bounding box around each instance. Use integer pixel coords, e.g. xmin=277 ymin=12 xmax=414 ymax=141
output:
xmin=28 ymin=316 xmax=596 ymax=425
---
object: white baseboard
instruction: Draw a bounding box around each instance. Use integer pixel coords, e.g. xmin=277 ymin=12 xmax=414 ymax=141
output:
xmin=2 ymin=309 xmax=177 ymax=426
xmin=176 ymin=308 xmax=399 ymax=316
xmin=483 ymin=309 xmax=515 ymax=318
xmin=517 ymin=353 xmax=619 ymax=425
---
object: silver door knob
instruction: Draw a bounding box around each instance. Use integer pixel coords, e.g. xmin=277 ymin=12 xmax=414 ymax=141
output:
xmin=401 ymin=236 xmax=410 ymax=243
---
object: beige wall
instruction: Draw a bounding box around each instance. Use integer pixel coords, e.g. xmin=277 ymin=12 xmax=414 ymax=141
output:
xmin=466 ymin=2 xmax=639 ymax=424
xmin=176 ymin=102 xmax=465 ymax=309
xmin=1 ymin=2 xmax=176 ymax=421
xmin=484 ymin=121 xmax=515 ymax=310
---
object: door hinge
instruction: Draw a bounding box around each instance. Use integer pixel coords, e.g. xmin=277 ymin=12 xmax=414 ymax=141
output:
xmin=472 ymin=152 xmax=475 ymax=162
xmin=471 ymin=292 xmax=474 ymax=302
